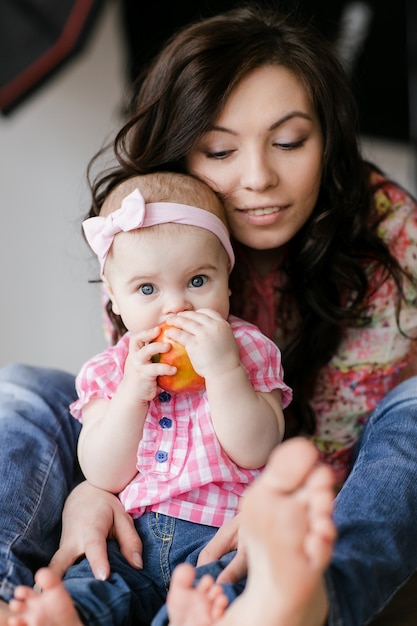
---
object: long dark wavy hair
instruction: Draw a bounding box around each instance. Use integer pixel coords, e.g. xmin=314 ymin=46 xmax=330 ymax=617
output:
xmin=87 ymin=3 xmax=412 ymax=435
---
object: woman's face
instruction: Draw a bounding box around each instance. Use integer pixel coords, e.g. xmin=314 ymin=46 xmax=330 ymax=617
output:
xmin=186 ymin=65 xmax=324 ymax=253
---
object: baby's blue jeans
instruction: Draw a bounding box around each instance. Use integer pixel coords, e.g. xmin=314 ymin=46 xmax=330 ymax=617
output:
xmin=62 ymin=513 xmax=241 ymax=625
xmin=0 ymin=363 xmax=417 ymax=625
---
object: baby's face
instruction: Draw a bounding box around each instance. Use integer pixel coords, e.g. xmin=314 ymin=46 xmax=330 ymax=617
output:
xmin=104 ymin=223 xmax=231 ymax=333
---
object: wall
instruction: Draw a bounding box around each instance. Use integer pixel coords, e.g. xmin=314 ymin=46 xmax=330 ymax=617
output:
xmin=0 ymin=1 xmax=125 ymax=373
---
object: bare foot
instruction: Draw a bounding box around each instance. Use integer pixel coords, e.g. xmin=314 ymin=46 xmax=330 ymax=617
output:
xmin=0 ymin=599 xmax=11 ymax=626
xmin=167 ymin=438 xmax=336 ymax=626
xmin=167 ymin=564 xmax=228 ymax=626
xmin=8 ymin=569 xmax=83 ymax=626
xmin=220 ymin=438 xmax=336 ymax=626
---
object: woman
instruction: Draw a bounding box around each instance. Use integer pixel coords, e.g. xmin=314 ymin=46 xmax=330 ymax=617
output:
xmin=1 ymin=5 xmax=417 ymax=626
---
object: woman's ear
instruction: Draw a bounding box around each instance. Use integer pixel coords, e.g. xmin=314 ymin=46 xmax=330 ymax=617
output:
xmin=102 ymin=276 xmax=121 ymax=316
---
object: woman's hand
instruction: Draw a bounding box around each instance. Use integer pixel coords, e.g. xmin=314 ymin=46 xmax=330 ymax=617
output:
xmin=196 ymin=514 xmax=248 ymax=584
xmin=48 ymin=481 xmax=143 ymax=580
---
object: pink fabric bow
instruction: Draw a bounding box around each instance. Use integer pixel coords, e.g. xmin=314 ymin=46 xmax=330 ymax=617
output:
xmin=82 ymin=189 xmax=146 ymax=274
xmin=82 ymin=188 xmax=235 ymax=275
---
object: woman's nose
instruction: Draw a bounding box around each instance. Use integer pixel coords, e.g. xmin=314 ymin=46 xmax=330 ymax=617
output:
xmin=240 ymin=151 xmax=279 ymax=192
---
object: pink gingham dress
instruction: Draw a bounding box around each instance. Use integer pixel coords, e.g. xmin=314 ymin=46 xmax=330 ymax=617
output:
xmin=71 ymin=315 xmax=292 ymax=527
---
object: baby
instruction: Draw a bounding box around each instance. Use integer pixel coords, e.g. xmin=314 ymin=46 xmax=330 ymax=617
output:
xmin=9 ymin=171 xmax=291 ymax=626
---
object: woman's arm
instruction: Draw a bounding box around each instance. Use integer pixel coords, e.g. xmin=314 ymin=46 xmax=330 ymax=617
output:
xmin=48 ymin=481 xmax=144 ymax=579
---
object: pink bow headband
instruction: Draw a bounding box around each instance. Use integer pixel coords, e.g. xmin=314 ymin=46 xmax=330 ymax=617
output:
xmin=82 ymin=188 xmax=235 ymax=275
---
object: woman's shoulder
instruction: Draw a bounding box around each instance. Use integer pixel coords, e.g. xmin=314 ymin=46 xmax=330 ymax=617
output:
xmin=370 ymin=170 xmax=417 ymax=223
xmin=370 ymin=170 xmax=417 ymax=260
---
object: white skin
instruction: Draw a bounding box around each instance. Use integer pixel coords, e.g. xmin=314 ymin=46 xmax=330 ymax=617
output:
xmin=7 ymin=214 xmax=284 ymax=626
xmin=4 ymin=65 xmax=330 ymax=626
xmin=79 ymin=222 xmax=284 ymax=490
xmin=185 ymin=64 xmax=324 ymax=276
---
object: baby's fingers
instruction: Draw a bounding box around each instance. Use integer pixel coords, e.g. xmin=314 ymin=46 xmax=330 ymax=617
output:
xmin=130 ymin=326 xmax=162 ymax=347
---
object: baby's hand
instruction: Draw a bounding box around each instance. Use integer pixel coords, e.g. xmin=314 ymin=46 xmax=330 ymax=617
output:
xmin=123 ymin=326 xmax=176 ymax=401
xmin=163 ymin=310 xmax=240 ymax=380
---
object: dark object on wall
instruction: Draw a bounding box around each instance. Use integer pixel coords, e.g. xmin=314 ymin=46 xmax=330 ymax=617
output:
xmin=121 ymin=0 xmax=412 ymax=143
xmin=120 ymin=0 xmax=289 ymax=86
xmin=0 ymin=0 xmax=104 ymax=114
xmin=294 ymin=0 xmax=410 ymax=141
xmin=406 ymin=0 xmax=417 ymax=149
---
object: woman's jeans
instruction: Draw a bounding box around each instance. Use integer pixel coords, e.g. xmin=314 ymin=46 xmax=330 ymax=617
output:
xmin=0 ymin=363 xmax=417 ymax=625
xmin=325 ymin=374 xmax=417 ymax=625
xmin=0 ymin=364 xmax=80 ymax=601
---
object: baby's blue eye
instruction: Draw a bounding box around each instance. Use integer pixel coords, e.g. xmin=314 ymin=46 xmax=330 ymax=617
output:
xmin=190 ymin=275 xmax=207 ymax=288
xmin=139 ymin=284 xmax=155 ymax=295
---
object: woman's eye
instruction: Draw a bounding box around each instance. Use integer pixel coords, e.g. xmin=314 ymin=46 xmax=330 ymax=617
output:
xmin=205 ymin=149 xmax=233 ymax=160
xmin=275 ymin=139 xmax=305 ymax=150
xmin=189 ymin=275 xmax=207 ymax=288
xmin=139 ymin=284 xmax=155 ymax=295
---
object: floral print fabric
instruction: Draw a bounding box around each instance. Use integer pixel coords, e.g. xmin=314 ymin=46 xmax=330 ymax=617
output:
xmin=233 ymin=174 xmax=417 ymax=483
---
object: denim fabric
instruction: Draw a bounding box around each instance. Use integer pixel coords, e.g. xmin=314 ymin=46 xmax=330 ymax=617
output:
xmin=63 ymin=513 xmax=236 ymax=626
xmin=327 ymin=376 xmax=417 ymax=626
xmin=0 ymin=364 xmax=80 ymax=601
xmin=1 ymin=364 xmax=417 ymax=626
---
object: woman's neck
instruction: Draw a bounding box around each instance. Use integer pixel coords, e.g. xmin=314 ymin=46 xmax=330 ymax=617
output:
xmin=245 ymin=246 xmax=286 ymax=278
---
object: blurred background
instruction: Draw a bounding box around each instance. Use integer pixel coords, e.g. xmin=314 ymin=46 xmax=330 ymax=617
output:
xmin=0 ymin=0 xmax=416 ymax=374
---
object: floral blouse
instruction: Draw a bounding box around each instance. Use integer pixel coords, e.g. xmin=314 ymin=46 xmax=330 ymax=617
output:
xmin=230 ymin=173 xmax=417 ymax=484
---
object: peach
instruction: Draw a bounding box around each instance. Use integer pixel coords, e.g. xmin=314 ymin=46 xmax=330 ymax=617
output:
xmin=152 ymin=322 xmax=205 ymax=394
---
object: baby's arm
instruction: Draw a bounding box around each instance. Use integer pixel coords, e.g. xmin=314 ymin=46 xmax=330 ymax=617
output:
xmin=205 ymin=359 xmax=285 ymax=470
xmin=164 ymin=311 xmax=286 ymax=469
xmin=77 ymin=327 xmax=176 ymax=493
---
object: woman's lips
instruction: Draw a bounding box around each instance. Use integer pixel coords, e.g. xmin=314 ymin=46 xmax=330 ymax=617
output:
xmin=243 ymin=206 xmax=287 ymax=216
xmin=234 ymin=205 xmax=290 ymax=226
